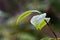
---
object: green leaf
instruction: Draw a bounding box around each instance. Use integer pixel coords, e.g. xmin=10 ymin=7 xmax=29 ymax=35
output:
xmin=16 ymin=10 xmax=41 ymax=25
xmin=30 ymin=13 xmax=50 ymax=30
xmin=37 ymin=18 xmax=50 ymax=30
xmin=37 ymin=20 xmax=46 ymax=30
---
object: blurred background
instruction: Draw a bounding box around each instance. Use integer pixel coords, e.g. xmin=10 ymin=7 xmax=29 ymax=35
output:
xmin=0 ymin=0 xmax=60 ymax=40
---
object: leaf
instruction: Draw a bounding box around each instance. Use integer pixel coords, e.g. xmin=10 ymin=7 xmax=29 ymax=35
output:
xmin=16 ymin=10 xmax=41 ymax=25
xmin=30 ymin=13 xmax=50 ymax=30
xmin=37 ymin=18 xmax=50 ymax=30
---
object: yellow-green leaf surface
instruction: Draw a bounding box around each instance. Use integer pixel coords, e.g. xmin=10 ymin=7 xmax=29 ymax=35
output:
xmin=37 ymin=20 xmax=49 ymax=30
xmin=36 ymin=20 xmax=46 ymax=30
xmin=16 ymin=10 xmax=41 ymax=25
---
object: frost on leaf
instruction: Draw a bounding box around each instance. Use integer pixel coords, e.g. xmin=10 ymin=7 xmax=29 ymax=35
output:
xmin=30 ymin=13 xmax=50 ymax=30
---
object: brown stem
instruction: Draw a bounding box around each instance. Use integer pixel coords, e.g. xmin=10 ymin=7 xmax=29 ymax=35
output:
xmin=44 ymin=20 xmax=57 ymax=40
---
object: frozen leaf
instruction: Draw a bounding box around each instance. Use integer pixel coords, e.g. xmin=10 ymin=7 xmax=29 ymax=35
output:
xmin=30 ymin=13 xmax=50 ymax=30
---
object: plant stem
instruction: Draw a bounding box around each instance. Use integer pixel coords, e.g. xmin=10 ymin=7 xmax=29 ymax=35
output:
xmin=44 ymin=20 xmax=57 ymax=40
